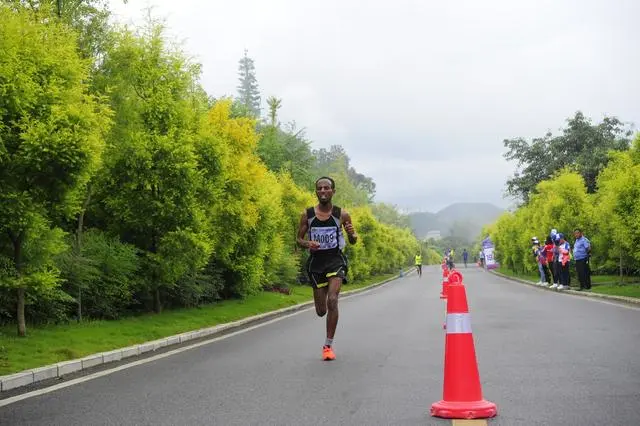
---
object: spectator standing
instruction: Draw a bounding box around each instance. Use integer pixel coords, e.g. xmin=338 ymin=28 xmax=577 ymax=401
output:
xmin=549 ymin=230 xmax=561 ymax=289
xmin=542 ymin=237 xmax=554 ymax=286
xmin=573 ymin=228 xmax=592 ymax=290
xmin=557 ymin=233 xmax=571 ymax=290
xmin=531 ymin=237 xmax=546 ymax=285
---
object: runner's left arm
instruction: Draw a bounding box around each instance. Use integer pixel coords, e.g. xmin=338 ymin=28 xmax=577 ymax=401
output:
xmin=341 ymin=209 xmax=358 ymax=245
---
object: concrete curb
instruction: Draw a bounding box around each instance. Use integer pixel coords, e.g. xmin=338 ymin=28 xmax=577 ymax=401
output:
xmin=0 ymin=268 xmax=415 ymax=393
xmin=490 ymin=270 xmax=640 ymax=306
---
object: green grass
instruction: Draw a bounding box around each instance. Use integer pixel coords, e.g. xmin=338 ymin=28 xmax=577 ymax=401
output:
xmin=495 ymin=268 xmax=539 ymax=282
xmin=0 ymin=272 xmax=398 ymax=376
xmin=590 ymin=284 xmax=640 ymax=298
xmin=494 ymin=268 xmax=640 ymax=299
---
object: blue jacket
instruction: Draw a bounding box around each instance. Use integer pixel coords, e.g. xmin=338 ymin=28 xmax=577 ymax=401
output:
xmin=573 ymin=236 xmax=591 ymax=261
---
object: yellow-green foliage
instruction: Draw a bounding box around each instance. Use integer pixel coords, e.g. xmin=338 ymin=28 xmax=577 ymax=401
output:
xmin=0 ymin=6 xmax=426 ymax=328
xmin=423 ymin=248 xmax=442 ymax=265
xmin=199 ymin=101 xmax=421 ymax=295
xmin=488 ymin=146 xmax=640 ymax=274
xmin=490 ymin=170 xmax=591 ymax=273
xmin=344 ymin=207 xmax=419 ymax=282
xmin=592 ymin=141 xmax=640 ymax=269
xmin=203 ymin=100 xmax=278 ymax=296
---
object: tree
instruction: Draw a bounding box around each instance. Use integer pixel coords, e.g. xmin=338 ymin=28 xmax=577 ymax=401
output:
xmin=56 ymin=229 xmax=139 ymax=320
xmin=312 ymin=145 xmax=375 ymax=205
xmin=0 ymin=6 xmax=110 ymax=335
xmin=256 ymin=97 xmax=315 ymax=189
xmin=4 ymin=0 xmax=125 ymax=62
xmin=236 ymin=49 xmax=261 ymax=118
xmin=9 ymin=0 xmax=130 ymax=321
xmin=200 ymin=99 xmax=280 ymax=296
xmin=503 ymin=111 xmax=632 ymax=203
xmin=344 ymin=207 xmax=420 ymax=281
xmin=266 ymin=96 xmax=282 ymax=127
xmin=93 ymin=23 xmax=210 ymax=313
xmin=347 ymin=167 xmax=376 ymax=200
xmin=370 ymin=202 xmax=410 ymax=229
xmin=0 ymin=3 xmax=428 ymax=329
xmin=593 ymin=139 xmax=640 ymax=278
xmin=257 ymin=121 xmax=315 ymax=188
xmin=488 ymin=170 xmax=592 ymax=274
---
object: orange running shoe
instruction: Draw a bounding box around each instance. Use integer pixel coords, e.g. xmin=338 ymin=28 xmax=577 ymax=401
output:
xmin=322 ymin=345 xmax=336 ymax=361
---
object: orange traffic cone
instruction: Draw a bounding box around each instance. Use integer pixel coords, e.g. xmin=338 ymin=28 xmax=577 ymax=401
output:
xmin=442 ymin=271 xmax=463 ymax=329
xmin=431 ymin=282 xmax=497 ymax=419
xmin=439 ymin=268 xmax=450 ymax=299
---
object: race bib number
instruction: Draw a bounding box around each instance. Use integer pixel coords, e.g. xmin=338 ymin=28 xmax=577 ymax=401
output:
xmin=309 ymin=227 xmax=338 ymax=250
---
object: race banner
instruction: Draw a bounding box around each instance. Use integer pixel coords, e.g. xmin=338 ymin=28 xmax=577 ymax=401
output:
xmin=481 ymin=236 xmax=498 ymax=270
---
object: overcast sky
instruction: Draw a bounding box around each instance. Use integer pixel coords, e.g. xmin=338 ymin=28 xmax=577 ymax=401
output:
xmin=109 ymin=0 xmax=640 ymax=213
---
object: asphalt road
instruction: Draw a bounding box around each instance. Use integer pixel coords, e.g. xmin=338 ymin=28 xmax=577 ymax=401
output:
xmin=2 ymin=265 xmax=639 ymax=425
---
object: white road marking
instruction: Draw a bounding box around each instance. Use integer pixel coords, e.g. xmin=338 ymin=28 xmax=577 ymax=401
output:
xmin=0 ymin=277 xmax=403 ymax=407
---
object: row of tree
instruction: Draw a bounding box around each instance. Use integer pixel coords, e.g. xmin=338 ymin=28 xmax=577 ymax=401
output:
xmin=0 ymin=3 xmax=432 ymax=336
xmin=482 ymin=112 xmax=639 ymax=278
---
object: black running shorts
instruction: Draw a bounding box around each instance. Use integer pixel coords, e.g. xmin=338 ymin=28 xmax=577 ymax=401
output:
xmin=306 ymin=254 xmax=348 ymax=289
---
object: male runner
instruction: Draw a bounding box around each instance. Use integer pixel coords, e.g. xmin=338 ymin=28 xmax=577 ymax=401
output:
xmin=414 ymin=253 xmax=422 ymax=277
xmin=297 ymin=177 xmax=358 ymax=361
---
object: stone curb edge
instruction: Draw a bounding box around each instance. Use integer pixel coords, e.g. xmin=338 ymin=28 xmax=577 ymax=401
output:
xmin=490 ymin=270 xmax=640 ymax=306
xmin=0 ymin=268 xmax=415 ymax=393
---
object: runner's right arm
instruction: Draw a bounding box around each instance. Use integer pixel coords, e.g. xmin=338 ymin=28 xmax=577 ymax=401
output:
xmin=296 ymin=210 xmax=319 ymax=250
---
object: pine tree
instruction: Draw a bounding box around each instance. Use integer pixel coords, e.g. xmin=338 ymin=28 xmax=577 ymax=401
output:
xmin=236 ymin=49 xmax=261 ymax=117
xmin=267 ymin=96 xmax=282 ymax=127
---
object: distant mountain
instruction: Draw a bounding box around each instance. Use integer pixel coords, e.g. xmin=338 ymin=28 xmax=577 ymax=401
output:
xmin=407 ymin=211 xmax=445 ymax=240
xmin=409 ymin=203 xmax=504 ymax=242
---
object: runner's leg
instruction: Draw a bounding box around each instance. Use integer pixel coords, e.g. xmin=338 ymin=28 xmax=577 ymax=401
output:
xmin=326 ymin=276 xmax=342 ymax=340
xmin=313 ymin=286 xmax=328 ymax=317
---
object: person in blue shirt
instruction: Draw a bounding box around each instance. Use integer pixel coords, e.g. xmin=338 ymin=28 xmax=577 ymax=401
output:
xmin=573 ymin=228 xmax=592 ymax=290
xmin=462 ymin=249 xmax=468 ymax=268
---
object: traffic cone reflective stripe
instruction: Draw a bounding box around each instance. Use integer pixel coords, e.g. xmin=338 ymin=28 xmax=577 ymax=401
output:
xmin=445 ymin=313 xmax=472 ymax=334
xmin=442 ymin=272 xmax=463 ymax=329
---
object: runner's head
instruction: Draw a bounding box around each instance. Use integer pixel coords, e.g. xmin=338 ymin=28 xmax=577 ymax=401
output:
xmin=315 ymin=176 xmax=335 ymax=205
